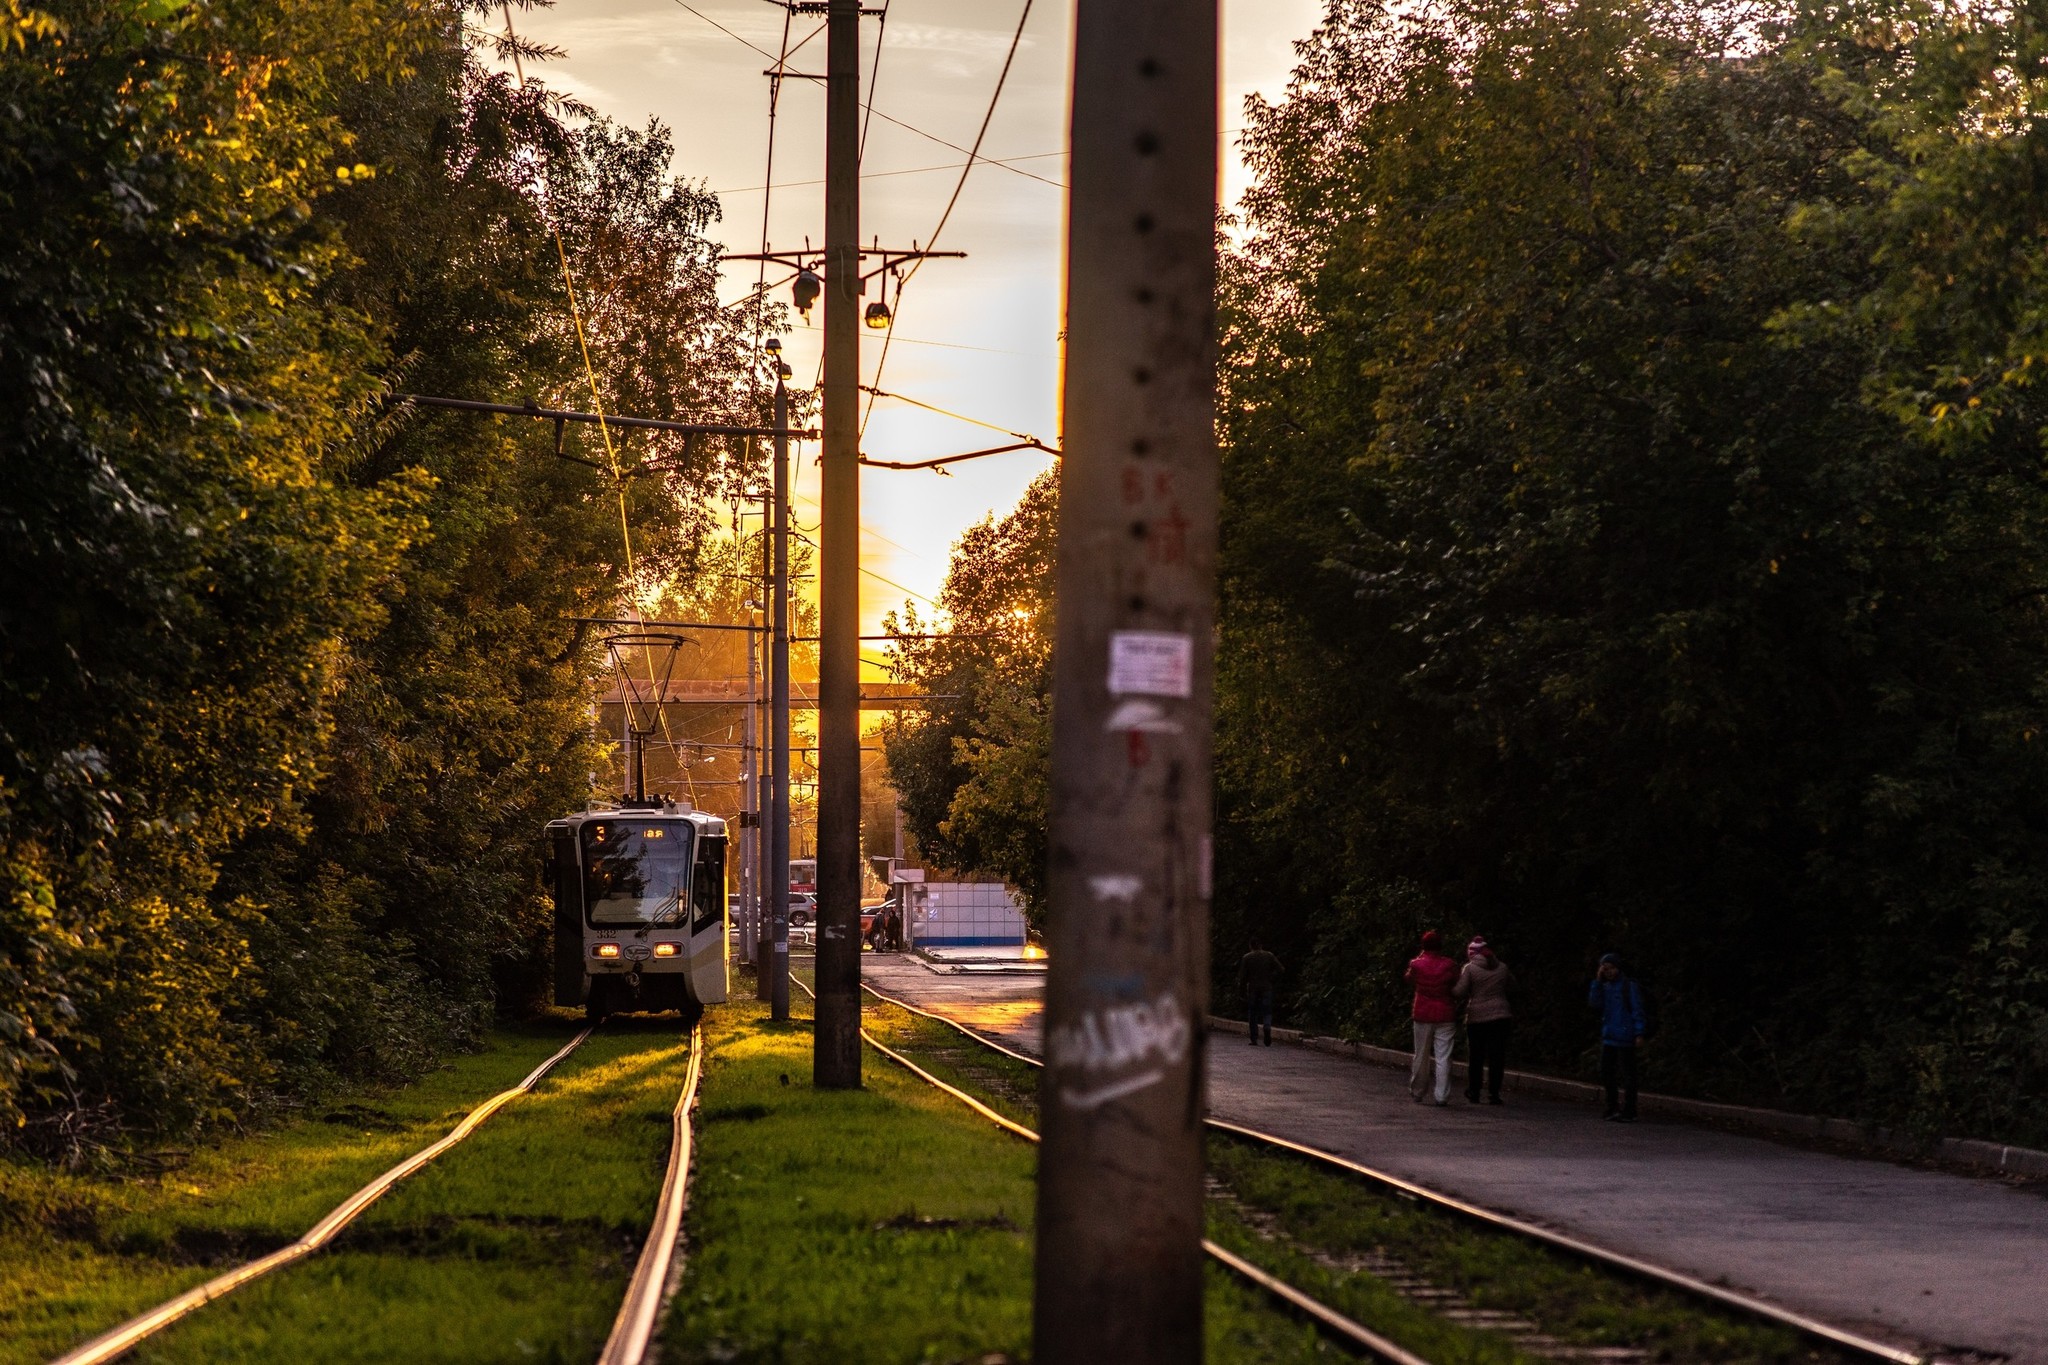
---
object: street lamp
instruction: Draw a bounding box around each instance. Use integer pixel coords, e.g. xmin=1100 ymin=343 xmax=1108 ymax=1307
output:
xmin=792 ymin=269 xmax=821 ymax=318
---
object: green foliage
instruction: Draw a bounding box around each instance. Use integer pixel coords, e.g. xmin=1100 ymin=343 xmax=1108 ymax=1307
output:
xmin=882 ymin=470 xmax=1056 ymax=922
xmin=1217 ymin=0 xmax=2048 ymax=1142
xmin=0 ymin=0 xmax=773 ymax=1151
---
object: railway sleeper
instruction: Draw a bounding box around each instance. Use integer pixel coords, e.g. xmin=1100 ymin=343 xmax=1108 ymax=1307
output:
xmin=1204 ymin=1173 xmax=1649 ymax=1365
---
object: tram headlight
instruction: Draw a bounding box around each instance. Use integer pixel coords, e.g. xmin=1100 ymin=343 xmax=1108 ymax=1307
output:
xmin=653 ymin=943 xmax=679 ymax=958
xmin=593 ymin=943 xmax=621 ymax=959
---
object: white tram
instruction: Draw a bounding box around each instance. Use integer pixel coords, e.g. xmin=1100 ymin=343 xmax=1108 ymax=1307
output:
xmin=546 ymin=800 xmax=729 ymax=1025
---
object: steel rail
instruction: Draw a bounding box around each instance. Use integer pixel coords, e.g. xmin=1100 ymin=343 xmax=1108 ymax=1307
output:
xmin=797 ymin=978 xmax=1428 ymax=1362
xmin=855 ymin=982 xmax=1930 ymax=1365
xmin=50 ymin=1028 xmax=596 ymax=1365
xmin=598 ymin=1025 xmax=706 ymax=1365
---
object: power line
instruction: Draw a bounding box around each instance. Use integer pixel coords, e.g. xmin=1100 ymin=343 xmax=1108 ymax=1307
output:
xmin=860 ymin=383 xmax=1052 ymax=445
xmin=713 ymin=149 xmax=1067 ymax=196
xmin=863 ymin=0 xmax=1038 ymax=436
xmin=857 ymin=107 xmax=1063 ymax=189
xmin=668 ymin=0 xmax=785 ymax=63
xmin=857 ymin=0 xmax=888 ymax=164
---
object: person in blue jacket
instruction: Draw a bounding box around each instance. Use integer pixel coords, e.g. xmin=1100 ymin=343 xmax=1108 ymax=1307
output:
xmin=1588 ymin=953 xmax=1645 ymax=1122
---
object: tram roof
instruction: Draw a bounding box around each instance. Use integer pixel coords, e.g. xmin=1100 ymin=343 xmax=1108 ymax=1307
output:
xmin=547 ymin=803 xmax=727 ymax=836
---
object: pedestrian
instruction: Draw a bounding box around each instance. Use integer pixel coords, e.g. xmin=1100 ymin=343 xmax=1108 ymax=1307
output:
xmin=1454 ymin=936 xmax=1513 ymax=1105
xmin=1405 ymin=931 xmax=1459 ymax=1105
xmin=884 ymin=907 xmax=902 ymax=951
xmin=1237 ymin=940 xmax=1282 ymax=1046
xmin=1588 ymin=952 xmax=1646 ymax=1122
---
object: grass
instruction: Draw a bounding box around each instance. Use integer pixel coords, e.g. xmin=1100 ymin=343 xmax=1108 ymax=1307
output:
xmin=662 ymin=975 xmax=1339 ymax=1364
xmin=854 ymin=988 xmax=1863 ymax=1365
xmin=0 ymin=1018 xmax=597 ymax=1365
xmin=1203 ymin=1135 xmax=1856 ymax=1365
xmin=121 ymin=1019 xmax=694 ymax=1363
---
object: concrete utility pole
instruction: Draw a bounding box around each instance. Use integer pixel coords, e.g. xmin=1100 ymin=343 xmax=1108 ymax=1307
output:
xmin=740 ymin=614 xmax=758 ymax=967
xmin=768 ymin=372 xmax=793 ymax=1022
xmin=1032 ymin=0 xmax=1219 ymax=1358
xmin=756 ymin=481 xmax=774 ymax=999
xmin=813 ymin=0 xmax=863 ymax=1088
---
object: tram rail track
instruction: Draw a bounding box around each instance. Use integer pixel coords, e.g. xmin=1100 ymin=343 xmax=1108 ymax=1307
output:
xmin=597 ymin=1024 xmax=705 ymax=1365
xmin=854 ymin=978 xmax=1932 ymax=1365
xmin=794 ymin=977 xmax=1430 ymax=1363
xmin=49 ymin=1027 xmax=597 ymax=1365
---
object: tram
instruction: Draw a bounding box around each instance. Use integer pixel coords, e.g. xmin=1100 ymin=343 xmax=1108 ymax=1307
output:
xmin=545 ymin=799 xmax=729 ymax=1025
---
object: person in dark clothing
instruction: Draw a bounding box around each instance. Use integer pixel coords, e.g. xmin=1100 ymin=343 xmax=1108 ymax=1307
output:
xmin=1588 ymin=952 xmax=1646 ymax=1121
xmin=883 ymin=908 xmax=902 ymax=951
xmin=1237 ymin=941 xmax=1283 ymax=1046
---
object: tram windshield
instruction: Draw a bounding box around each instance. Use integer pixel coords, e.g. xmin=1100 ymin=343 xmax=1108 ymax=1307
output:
xmin=580 ymin=820 xmax=694 ymax=926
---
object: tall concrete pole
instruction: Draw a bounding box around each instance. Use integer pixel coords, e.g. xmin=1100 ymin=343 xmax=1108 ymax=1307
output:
xmin=813 ymin=0 xmax=862 ymax=1087
xmin=757 ymin=480 xmax=775 ymax=1001
xmin=740 ymin=615 xmax=758 ymax=967
xmin=1032 ymin=0 xmax=1219 ymax=1358
xmin=768 ymin=375 xmax=793 ymax=1022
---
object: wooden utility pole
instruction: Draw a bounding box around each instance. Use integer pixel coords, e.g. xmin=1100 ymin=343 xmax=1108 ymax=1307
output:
xmin=1032 ymin=0 xmax=1219 ymax=1358
xmin=768 ymin=373 xmax=794 ymax=1021
xmin=813 ymin=0 xmax=863 ymax=1087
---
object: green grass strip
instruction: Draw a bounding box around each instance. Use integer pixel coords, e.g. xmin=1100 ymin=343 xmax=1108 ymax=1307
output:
xmin=0 ymin=1020 xmax=593 ymax=1365
xmin=1204 ymin=1134 xmax=1859 ymax=1364
xmin=854 ymin=984 xmax=1865 ymax=1365
xmin=663 ymin=977 xmax=1340 ymax=1364
xmin=120 ymin=1020 xmax=693 ymax=1363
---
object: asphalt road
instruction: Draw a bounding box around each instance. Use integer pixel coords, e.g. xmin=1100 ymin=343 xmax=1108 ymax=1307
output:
xmin=862 ymin=955 xmax=2048 ymax=1364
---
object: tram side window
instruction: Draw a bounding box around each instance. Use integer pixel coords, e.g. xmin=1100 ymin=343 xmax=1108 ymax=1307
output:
xmin=581 ymin=821 xmax=693 ymax=926
xmin=691 ymin=837 xmax=726 ymax=933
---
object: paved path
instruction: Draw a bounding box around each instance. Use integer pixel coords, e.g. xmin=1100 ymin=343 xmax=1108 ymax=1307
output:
xmin=863 ymin=956 xmax=2048 ymax=1364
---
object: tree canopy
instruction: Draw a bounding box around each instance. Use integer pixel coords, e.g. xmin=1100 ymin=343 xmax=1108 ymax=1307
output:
xmin=890 ymin=0 xmax=2048 ymax=1146
xmin=0 ymin=0 xmax=774 ymax=1154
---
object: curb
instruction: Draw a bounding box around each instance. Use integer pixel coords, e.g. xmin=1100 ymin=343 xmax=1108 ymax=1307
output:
xmin=1209 ymin=1016 xmax=2048 ymax=1180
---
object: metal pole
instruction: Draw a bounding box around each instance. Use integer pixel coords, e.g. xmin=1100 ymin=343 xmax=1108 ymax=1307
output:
xmin=757 ymin=482 xmax=775 ymax=999
xmin=813 ymin=0 xmax=862 ymax=1088
xmin=769 ymin=376 xmax=793 ymax=1021
xmin=1032 ymin=0 xmax=1219 ymax=1357
xmin=740 ymin=606 xmax=759 ymax=966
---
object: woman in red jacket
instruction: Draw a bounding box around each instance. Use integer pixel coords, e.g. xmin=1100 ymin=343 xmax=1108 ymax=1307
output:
xmin=1405 ymin=931 xmax=1460 ymax=1105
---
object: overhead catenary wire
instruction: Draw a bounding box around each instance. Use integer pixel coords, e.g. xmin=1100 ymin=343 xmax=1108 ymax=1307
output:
xmin=859 ymin=383 xmax=1058 ymax=450
xmin=713 ymin=148 xmax=1068 ymax=196
xmin=862 ymin=0 xmax=1038 ymax=437
xmin=496 ymin=4 xmax=683 ymax=770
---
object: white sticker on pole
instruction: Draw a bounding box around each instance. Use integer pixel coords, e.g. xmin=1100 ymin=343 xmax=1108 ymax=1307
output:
xmin=1107 ymin=631 xmax=1193 ymax=698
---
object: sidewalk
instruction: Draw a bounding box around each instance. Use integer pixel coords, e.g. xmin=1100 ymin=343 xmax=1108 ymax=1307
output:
xmin=863 ymin=958 xmax=2048 ymax=1363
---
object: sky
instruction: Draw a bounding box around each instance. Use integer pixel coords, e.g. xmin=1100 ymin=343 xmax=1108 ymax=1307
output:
xmin=513 ymin=0 xmax=1327 ymax=672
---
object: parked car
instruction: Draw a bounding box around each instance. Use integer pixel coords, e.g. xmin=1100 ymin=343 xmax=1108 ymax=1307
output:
xmin=787 ymin=893 xmax=816 ymax=927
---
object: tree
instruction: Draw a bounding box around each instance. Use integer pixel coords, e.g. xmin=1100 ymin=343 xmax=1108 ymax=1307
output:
xmin=0 ymin=0 xmax=776 ymax=1150
xmin=883 ymin=471 xmax=1056 ymax=922
xmin=1216 ymin=0 xmax=2048 ymax=1142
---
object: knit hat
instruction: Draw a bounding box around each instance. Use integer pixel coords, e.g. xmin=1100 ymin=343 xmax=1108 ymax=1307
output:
xmin=1420 ymin=930 xmax=1443 ymax=952
xmin=1468 ymin=936 xmax=1490 ymax=958
xmin=1599 ymin=951 xmax=1621 ymax=966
